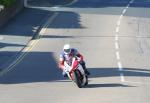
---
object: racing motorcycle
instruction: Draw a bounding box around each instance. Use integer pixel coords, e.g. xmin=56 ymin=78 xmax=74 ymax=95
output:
xmin=64 ymin=57 xmax=88 ymax=88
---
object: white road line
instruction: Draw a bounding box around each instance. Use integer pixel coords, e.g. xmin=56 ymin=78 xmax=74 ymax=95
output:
xmin=116 ymin=26 xmax=119 ymax=33
xmin=115 ymin=42 xmax=119 ymax=50
xmin=119 ymin=15 xmax=123 ymax=19
xmin=115 ymin=36 xmax=119 ymax=41
xmin=126 ymin=6 xmax=129 ymax=9
xmin=116 ymin=51 xmax=120 ymax=60
xmin=118 ymin=61 xmax=123 ymax=71
xmin=120 ymin=73 xmax=125 ymax=82
xmin=130 ymin=0 xmax=134 ymax=4
xmin=122 ymin=9 xmax=127 ymax=14
xmin=115 ymin=0 xmax=135 ymax=83
xmin=65 ymin=0 xmax=78 ymax=6
xmin=117 ymin=21 xmax=121 ymax=26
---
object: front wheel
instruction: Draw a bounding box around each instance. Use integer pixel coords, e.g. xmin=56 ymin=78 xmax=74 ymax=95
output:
xmin=84 ymin=75 xmax=88 ymax=86
xmin=73 ymin=70 xmax=82 ymax=88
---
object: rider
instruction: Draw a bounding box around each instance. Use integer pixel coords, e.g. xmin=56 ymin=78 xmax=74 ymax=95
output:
xmin=59 ymin=44 xmax=90 ymax=77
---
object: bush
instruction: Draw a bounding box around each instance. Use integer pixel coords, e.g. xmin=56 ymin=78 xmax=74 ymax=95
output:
xmin=0 ymin=0 xmax=16 ymax=7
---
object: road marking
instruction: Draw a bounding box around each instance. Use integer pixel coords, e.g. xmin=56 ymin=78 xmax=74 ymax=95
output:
xmin=120 ymin=73 xmax=125 ymax=82
xmin=122 ymin=9 xmax=127 ymax=14
xmin=116 ymin=26 xmax=119 ymax=33
xmin=115 ymin=36 xmax=119 ymax=41
xmin=119 ymin=15 xmax=123 ymax=19
xmin=117 ymin=21 xmax=121 ymax=26
xmin=115 ymin=42 xmax=119 ymax=50
xmin=0 ymin=13 xmax=58 ymax=76
xmin=115 ymin=0 xmax=135 ymax=83
xmin=116 ymin=51 xmax=120 ymax=60
xmin=65 ymin=0 xmax=78 ymax=6
xmin=118 ymin=61 xmax=123 ymax=71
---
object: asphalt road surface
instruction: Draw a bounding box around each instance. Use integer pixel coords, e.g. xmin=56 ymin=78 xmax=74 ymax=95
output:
xmin=1 ymin=0 xmax=150 ymax=103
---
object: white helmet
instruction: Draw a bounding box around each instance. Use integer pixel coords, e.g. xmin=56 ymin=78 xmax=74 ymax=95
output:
xmin=63 ymin=44 xmax=71 ymax=54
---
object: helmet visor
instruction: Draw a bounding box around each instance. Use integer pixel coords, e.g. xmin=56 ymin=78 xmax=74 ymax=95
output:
xmin=64 ymin=49 xmax=71 ymax=54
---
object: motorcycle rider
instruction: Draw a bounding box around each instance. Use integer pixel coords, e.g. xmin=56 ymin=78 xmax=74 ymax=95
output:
xmin=59 ymin=44 xmax=90 ymax=77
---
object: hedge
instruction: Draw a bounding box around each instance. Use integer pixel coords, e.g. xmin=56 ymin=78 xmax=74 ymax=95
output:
xmin=0 ymin=0 xmax=16 ymax=7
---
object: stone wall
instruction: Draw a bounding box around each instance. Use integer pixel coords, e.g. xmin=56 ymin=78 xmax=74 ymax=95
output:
xmin=0 ymin=0 xmax=24 ymax=27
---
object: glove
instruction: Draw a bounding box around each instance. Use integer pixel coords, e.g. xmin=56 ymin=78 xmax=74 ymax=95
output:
xmin=77 ymin=57 xmax=82 ymax=62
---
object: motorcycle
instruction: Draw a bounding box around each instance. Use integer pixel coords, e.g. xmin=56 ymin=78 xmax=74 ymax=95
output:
xmin=64 ymin=57 xmax=88 ymax=88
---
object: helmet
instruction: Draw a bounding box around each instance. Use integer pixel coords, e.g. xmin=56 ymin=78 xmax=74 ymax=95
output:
xmin=63 ymin=44 xmax=71 ymax=54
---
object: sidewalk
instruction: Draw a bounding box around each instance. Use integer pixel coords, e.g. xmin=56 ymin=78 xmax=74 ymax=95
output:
xmin=0 ymin=7 xmax=54 ymax=70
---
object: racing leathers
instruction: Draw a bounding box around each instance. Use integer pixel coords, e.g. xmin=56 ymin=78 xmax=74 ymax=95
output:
xmin=59 ymin=48 xmax=90 ymax=77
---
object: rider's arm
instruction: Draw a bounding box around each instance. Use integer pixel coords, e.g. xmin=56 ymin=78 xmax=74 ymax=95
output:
xmin=76 ymin=52 xmax=83 ymax=61
xmin=59 ymin=54 xmax=65 ymax=70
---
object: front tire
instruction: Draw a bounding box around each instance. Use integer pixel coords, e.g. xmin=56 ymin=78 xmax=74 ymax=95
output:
xmin=73 ymin=70 xmax=82 ymax=88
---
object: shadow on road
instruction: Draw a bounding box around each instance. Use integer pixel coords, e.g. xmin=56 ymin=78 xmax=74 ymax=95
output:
xmin=66 ymin=0 xmax=150 ymax=8
xmin=28 ymin=0 xmax=150 ymax=8
xmin=0 ymin=51 xmax=150 ymax=85
xmin=0 ymin=42 xmax=25 ymax=49
xmin=0 ymin=8 xmax=53 ymax=37
xmin=85 ymin=83 xmax=135 ymax=88
xmin=89 ymin=68 xmax=150 ymax=78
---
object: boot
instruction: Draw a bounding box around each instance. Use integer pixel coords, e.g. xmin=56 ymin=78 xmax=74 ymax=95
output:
xmin=81 ymin=63 xmax=90 ymax=75
xmin=62 ymin=71 xmax=67 ymax=77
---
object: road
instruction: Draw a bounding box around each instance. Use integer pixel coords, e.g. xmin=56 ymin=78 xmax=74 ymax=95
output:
xmin=0 ymin=0 xmax=150 ymax=103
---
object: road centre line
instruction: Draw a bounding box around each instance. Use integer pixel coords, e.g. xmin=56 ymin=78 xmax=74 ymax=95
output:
xmin=122 ymin=9 xmax=127 ymax=14
xmin=118 ymin=61 xmax=123 ymax=71
xmin=116 ymin=51 xmax=120 ymax=60
xmin=117 ymin=21 xmax=121 ymax=26
xmin=116 ymin=26 xmax=119 ymax=33
xmin=120 ymin=73 xmax=125 ymax=82
xmin=115 ymin=36 xmax=119 ymax=41
xmin=115 ymin=0 xmax=134 ymax=82
xmin=115 ymin=42 xmax=119 ymax=50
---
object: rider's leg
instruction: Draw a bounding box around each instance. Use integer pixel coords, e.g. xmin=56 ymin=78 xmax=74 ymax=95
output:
xmin=80 ymin=61 xmax=90 ymax=75
xmin=62 ymin=70 xmax=67 ymax=77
